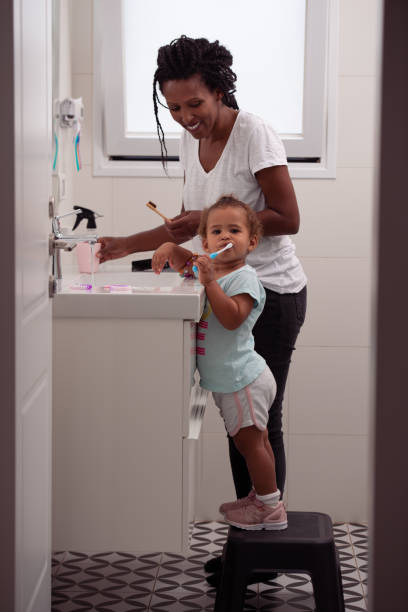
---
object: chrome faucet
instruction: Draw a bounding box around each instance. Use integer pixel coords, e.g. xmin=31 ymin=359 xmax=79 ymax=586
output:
xmin=52 ymin=208 xmax=98 ymax=243
xmin=49 ymin=208 xmax=99 ymax=296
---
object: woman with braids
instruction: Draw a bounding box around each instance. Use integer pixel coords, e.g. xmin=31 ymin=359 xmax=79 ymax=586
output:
xmin=98 ymin=35 xmax=307 ymax=587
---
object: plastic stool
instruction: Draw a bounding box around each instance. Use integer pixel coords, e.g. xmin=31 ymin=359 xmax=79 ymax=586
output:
xmin=214 ymin=511 xmax=345 ymax=612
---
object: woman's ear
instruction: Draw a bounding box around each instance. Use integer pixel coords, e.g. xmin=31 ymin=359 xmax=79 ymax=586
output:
xmin=215 ymin=88 xmax=223 ymax=102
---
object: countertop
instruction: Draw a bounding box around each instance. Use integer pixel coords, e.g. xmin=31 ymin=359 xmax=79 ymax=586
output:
xmin=53 ymin=271 xmax=205 ymax=320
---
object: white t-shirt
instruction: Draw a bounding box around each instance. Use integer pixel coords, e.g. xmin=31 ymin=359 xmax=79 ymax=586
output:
xmin=179 ymin=110 xmax=307 ymax=294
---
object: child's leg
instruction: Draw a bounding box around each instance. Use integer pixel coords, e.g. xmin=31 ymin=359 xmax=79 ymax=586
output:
xmin=263 ymin=430 xmax=277 ymax=473
xmin=233 ymin=425 xmax=277 ymax=495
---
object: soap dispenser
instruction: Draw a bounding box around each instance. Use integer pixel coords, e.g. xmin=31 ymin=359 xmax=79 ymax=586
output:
xmin=73 ymin=205 xmax=103 ymax=273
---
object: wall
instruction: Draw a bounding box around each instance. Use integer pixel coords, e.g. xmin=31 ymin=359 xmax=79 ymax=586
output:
xmin=64 ymin=0 xmax=379 ymax=523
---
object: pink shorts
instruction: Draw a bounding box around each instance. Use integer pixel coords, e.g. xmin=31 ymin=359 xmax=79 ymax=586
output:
xmin=212 ymin=367 xmax=276 ymax=437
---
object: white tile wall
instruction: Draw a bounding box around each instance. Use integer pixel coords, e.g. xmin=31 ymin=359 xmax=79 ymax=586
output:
xmin=70 ymin=0 xmax=92 ymax=75
xmin=72 ymin=74 xmax=93 ymax=166
xmin=293 ymin=167 xmax=375 ymax=259
xmin=297 ymin=258 xmax=372 ymax=348
xmin=288 ymin=347 xmax=370 ymax=436
xmin=112 ymin=177 xmax=183 ymax=237
xmin=287 ymin=433 xmax=369 ymax=522
xmin=337 ymin=76 xmax=377 ymax=168
xmin=338 ymin=0 xmax=380 ymax=76
xmin=60 ymin=0 xmax=380 ymax=523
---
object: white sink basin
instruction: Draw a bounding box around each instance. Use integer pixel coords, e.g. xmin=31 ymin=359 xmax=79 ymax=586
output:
xmin=53 ymin=271 xmax=205 ymax=321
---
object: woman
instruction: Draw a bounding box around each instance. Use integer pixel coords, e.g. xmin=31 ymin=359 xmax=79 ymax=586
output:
xmin=98 ymin=35 xmax=307 ymax=586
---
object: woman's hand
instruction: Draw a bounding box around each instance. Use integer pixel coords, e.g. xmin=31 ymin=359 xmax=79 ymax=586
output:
xmin=151 ymin=242 xmax=177 ymax=274
xmin=165 ymin=210 xmax=202 ymax=242
xmin=97 ymin=236 xmax=130 ymax=263
xmin=195 ymin=254 xmax=215 ymax=286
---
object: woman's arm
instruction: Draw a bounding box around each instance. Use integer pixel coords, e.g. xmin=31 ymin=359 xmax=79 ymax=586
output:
xmin=98 ymin=209 xmax=202 ymax=264
xmin=98 ymin=223 xmax=181 ymax=264
xmin=255 ymin=165 xmax=300 ymax=236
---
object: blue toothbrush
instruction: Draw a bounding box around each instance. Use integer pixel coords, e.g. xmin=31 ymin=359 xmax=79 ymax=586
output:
xmin=192 ymin=242 xmax=233 ymax=273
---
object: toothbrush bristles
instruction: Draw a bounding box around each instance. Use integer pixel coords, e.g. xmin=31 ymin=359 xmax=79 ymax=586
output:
xmin=216 ymin=242 xmax=233 ymax=255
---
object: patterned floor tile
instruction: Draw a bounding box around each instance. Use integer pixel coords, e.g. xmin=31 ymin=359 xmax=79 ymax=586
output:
xmin=349 ymin=522 xmax=369 ymax=592
xmin=358 ymin=566 xmax=368 ymax=597
xmin=52 ymin=590 xmax=151 ymax=611
xmin=52 ymin=551 xmax=67 ymax=576
xmin=344 ymin=598 xmax=367 ymax=611
xmin=156 ymin=553 xmax=210 ymax=586
xmin=258 ymin=574 xmax=315 ymax=611
xmin=53 ymin=551 xmax=161 ymax=594
xmin=52 ymin=521 xmax=369 ymax=611
xmin=149 ymin=586 xmax=260 ymax=611
xmin=189 ymin=521 xmax=229 ymax=556
xmin=149 ymin=588 xmax=216 ymax=611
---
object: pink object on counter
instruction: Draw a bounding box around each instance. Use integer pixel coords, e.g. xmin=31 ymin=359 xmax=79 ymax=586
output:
xmin=76 ymin=242 xmax=101 ymax=273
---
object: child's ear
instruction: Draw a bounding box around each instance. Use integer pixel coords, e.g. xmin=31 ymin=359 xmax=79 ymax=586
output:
xmin=247 ymin=235 xmax=258 ymax=253
xmin=202 ymin=238 xmax=210 ymax=252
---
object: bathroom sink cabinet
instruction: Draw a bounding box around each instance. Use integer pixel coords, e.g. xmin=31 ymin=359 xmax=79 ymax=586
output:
xmin=52 ymin=273 xmax=205 ymax=553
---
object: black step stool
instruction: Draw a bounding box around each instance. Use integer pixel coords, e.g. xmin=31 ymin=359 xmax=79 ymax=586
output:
xmin=214 ymin=511 xmax=345 ymax=612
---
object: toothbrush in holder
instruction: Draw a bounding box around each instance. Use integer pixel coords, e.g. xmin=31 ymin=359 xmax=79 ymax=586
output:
xmin=192 ymin=242 xmax=233 ymax=273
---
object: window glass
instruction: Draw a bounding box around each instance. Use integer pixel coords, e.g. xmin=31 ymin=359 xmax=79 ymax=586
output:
xmin=123 ymin=0 xmax=306 ymax=138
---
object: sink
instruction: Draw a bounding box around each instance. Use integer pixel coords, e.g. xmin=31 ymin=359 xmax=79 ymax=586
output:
xmin=53 ymin=271 xmax=205 ymax=321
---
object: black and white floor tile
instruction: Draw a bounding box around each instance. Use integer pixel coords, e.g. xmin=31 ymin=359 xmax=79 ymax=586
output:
xmin=52 ymin=521 xmax=368 ymax=611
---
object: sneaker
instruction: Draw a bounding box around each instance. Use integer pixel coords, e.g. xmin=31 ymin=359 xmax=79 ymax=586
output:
xmin=219 ymin=488 xmax=256 ymax=515
xmin=224 ymin=499 xmax=288 ymax=531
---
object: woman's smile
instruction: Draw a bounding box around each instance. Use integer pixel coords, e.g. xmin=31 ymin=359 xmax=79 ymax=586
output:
xmin=186 ymin=120 xmax=202 ymax=134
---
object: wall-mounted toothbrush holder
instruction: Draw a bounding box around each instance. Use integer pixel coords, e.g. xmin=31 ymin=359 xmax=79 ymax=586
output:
xmin=53 ymin=97 xmax=84 ymax=171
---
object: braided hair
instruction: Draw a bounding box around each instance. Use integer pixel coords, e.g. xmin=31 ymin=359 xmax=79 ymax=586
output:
xmin=153 ymin=35 xmax=238 ymax=168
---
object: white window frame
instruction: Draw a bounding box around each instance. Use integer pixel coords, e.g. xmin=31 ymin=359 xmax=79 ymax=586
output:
xmin=93 ymin=0 xmax=338 ymax=179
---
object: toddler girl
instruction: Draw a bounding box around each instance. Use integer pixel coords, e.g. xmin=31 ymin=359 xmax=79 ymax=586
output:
xmin=152 ymin=196 xmax=287 ymax=530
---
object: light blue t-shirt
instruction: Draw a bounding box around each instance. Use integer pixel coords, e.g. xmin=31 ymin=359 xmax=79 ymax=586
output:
xmin=197 ymin=264 xmax=266 ymax=393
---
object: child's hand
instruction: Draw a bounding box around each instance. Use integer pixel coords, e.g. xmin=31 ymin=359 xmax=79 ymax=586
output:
xmin=152 ymin=242 xmax=176 ymax=274
xmin=195 ymin=255 xmax=215 ymax=286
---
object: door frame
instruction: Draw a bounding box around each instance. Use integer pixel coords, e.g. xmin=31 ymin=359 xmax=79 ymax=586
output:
xmin=0 ymin=0 xmax=17 ymax=608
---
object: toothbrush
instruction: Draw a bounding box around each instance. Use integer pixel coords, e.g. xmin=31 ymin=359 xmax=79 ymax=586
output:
xmin=192 ymin=242 xmax=233 ymax=273
xmin=146 ymin=201 xmax=171 ymax=223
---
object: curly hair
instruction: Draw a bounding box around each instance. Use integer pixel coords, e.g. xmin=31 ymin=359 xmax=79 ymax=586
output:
xmin=153 ymin=36 xmax=238 ymax=168
xmin=198 ymin=195 xmax=263 ymax=241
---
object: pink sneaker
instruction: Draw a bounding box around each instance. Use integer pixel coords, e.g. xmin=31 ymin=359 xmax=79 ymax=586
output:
xmin=224 ymin=499 xmax=288 ymax=531
xmin=219 ymin=488 xmax=256 ymax=515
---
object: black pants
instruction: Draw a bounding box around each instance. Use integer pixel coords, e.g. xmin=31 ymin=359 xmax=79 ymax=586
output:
xmin=227 ymin=285 xmax=307 ymax=499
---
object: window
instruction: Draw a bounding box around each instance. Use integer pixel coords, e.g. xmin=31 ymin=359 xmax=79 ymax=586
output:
xmin=94 ymin=0 xmax=338 ymax=178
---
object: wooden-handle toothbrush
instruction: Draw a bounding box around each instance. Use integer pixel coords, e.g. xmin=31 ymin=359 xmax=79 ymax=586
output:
xmin=146 ymin=201 xmax=171 ymax=223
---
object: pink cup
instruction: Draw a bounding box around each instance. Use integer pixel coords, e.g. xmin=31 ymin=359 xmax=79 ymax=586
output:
xmin=76 ymin=242 xmax=101 ymax=273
